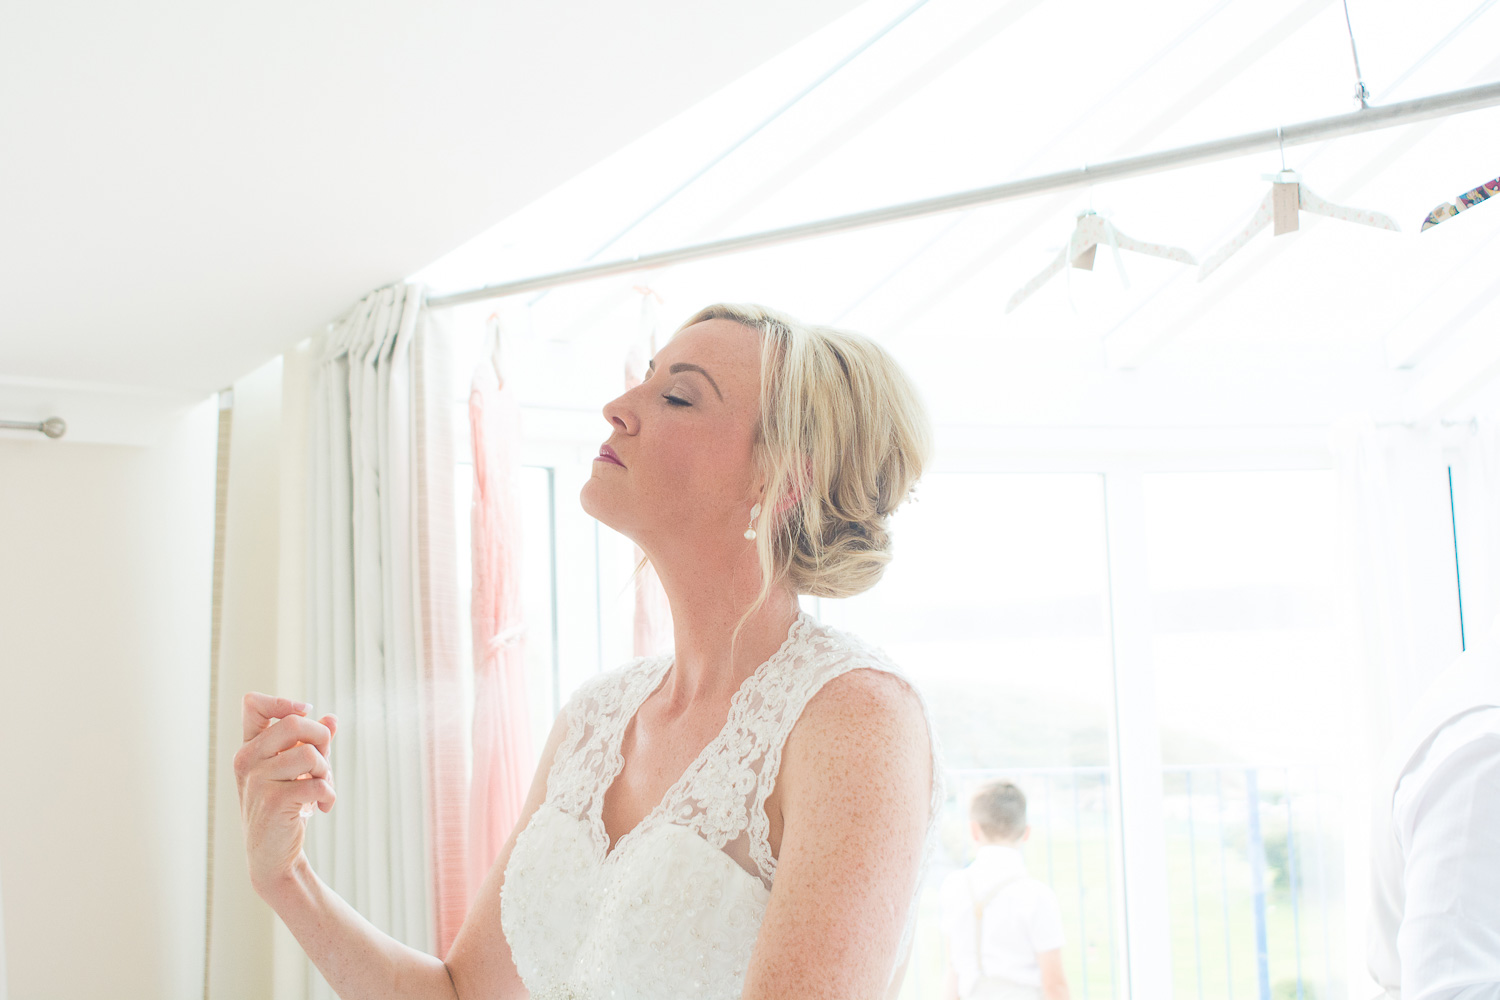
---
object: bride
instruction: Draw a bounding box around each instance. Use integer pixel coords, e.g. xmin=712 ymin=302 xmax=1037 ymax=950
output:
xmin=237 ymin=303 xmax=944 ymax=999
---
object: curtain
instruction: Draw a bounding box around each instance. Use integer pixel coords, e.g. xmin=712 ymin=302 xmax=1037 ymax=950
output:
xmin=1452 ymin=422 xmax=1500 ymax=636
xmin=304 ymin=284 xmax=467 ymax=992
xmin=465 ymin=318 xmax=532 ymax=905
xmin=1331 ymin=420 xmax=1467 ymax=998
xmin=1333 ymin=422 xmax=1465 ymax=757
xmin=627 ymin=289 xmax=674 ymax=658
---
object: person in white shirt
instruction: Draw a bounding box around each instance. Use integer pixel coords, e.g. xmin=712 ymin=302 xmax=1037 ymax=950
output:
xmin=939 ymin=781 xmax=1070 ymax=1000
xmin=1369 ymin=613 xmax=1500 ymax=1000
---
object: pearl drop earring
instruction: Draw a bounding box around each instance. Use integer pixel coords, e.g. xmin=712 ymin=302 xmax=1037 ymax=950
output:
xmin=744 ymin=503 xmax=761 ymax=540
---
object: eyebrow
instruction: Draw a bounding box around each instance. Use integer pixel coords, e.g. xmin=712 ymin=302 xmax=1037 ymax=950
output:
xmin=648 ymin=359 xmax=723 ymax=401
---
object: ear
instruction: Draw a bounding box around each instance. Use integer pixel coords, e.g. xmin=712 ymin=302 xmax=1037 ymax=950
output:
xmin=769 ymin=455 xmax=814 ymax=516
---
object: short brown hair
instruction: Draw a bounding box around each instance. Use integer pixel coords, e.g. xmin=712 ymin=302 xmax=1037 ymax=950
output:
xmin=970 ymin=780 xmax=1027 ymax=841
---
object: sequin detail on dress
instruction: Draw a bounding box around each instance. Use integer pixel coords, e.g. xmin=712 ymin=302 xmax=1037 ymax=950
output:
xmin=500 ymin=610 xmax=946 ymax=999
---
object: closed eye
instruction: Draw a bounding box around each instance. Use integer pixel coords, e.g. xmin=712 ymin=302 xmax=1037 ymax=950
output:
xmin=663 ymin=395 xmax=691 ymax=407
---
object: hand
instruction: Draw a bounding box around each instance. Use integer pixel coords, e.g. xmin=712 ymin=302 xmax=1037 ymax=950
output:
xmin=233 ymin=692 xmax=339 ymax=896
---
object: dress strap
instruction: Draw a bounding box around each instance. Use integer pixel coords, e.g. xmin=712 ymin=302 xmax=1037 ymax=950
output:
xmin=543 ymin=655 xmax=665 ymax=829
xmin=743 ymin=621 xmax=941 ymax=884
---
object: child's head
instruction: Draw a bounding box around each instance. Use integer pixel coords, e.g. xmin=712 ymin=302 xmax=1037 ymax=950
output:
xmin=969 ymin=780 xmax=1030 ymax=845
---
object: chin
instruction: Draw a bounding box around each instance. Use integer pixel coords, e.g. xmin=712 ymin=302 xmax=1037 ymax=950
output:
xmin=579 ymin=476 xmax=618 ymax=529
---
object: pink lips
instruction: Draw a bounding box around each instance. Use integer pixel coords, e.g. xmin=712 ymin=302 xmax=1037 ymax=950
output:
xmin=596 ymin=444 xmax=625 ymax=468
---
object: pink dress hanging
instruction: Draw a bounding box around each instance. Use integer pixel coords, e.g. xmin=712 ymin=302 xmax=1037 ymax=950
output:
xmin=465 ymin=330 xmax=531 ymax=904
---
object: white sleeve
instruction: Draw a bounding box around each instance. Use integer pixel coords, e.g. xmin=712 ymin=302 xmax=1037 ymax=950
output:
xmin=1397 ymin=730 xmax=1500 ymax=1000
xmin=1029 ymin=884 xmax=1065 ymax=953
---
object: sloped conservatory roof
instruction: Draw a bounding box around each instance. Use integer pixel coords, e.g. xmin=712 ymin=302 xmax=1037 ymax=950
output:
xmin=415 ymin=0 xmax=1500 ymax=435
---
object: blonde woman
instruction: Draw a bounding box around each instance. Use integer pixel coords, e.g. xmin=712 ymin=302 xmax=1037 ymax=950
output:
xmin=237 ymin=304 xmax=944 ymax=999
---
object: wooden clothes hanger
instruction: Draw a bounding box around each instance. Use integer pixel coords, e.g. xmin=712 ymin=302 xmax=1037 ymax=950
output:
xmin=1198 ymin=169 xmax=1399 ymax=280
xmin=1006 ymin=210 xmax=1196 ymax=313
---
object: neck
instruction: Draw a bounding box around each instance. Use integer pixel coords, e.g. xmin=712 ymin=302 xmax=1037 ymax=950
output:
xmin=643 ymin=533 xmax=802 ymax=707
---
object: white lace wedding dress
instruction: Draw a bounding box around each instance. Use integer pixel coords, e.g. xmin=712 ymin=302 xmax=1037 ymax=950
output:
xmin=500 ymin=608 xmax=945 ymax=999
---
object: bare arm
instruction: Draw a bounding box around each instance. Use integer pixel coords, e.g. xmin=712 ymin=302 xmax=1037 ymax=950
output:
xmin=740 ymin=668 xmax=933 ymax=999
xmin=1038 ymin=948 xmax=1071 ymax=1000
xmin=242 ymin=692 xmax=571 ymax=999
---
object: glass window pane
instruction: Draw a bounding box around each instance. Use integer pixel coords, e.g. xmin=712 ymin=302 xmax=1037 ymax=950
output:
xmin=518 ymin=465 xmax=557 ymax=772
xmin=1143 ymin=471 xmax=1347 ymax=1000
xmin=822 ymin=472 xmax=1122 ymax=1000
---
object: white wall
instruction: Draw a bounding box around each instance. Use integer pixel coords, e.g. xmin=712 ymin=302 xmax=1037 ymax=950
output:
xmin=0 ymin=399 xmax=218 ymax=999
xmin=206 ymin=358 xmax=290 ymax=1000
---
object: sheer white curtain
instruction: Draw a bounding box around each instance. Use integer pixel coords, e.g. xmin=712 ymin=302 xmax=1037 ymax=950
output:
xmin=1332 ymin=420 xmax=1468 ymax=998
xmin=304 ymin=284 xmax=466 ymax=996
xmin=1334 ymin=422 xmax=1465 ymax=753
xmin=1452 ymin=422 xmax=1500 ymax=637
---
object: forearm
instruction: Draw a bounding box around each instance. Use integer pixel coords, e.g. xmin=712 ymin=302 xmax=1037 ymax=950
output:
xmin=261 ymin=854 xmax=459 ymax=1000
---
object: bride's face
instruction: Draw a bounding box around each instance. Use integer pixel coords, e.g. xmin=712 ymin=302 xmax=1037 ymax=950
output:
xmin=581 ymin=318 xmax=765 ymax=555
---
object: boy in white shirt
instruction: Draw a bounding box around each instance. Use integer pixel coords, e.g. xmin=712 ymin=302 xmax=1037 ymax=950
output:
xmin=939 ymin=781 xmax=1071 ymax=1000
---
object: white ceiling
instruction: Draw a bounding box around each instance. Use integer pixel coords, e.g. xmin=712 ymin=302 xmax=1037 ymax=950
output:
xmin=416 ymin=0 xmax=1500 ymax=441
xmin=0 ymin=0 xmax=862 ymax=441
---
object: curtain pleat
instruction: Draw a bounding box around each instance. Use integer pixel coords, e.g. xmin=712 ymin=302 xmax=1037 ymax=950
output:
xmin=304 ymin=284 xmax=463 ymax=995
xmin=414 ymin=306 xmax=468 ymax=960
xmin=465 ymin=334 xmax=532 ymax=906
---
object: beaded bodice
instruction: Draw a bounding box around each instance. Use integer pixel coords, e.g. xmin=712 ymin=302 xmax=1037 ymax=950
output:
xmin=499 ymin=609 xmax=944 ymax=999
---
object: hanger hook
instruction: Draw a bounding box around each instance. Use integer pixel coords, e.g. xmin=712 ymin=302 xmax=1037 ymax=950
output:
xmin=1277 ymin=126 xmax=1286 ymax=172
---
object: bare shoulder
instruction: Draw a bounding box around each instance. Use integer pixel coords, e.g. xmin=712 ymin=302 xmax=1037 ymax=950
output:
xmin=800 ymin=666 xmax=929 ymax=744
xmin=780 ymin=665 xmax=933 ymax=803
xmin=742 ymin=664 xmax=933 ymax=997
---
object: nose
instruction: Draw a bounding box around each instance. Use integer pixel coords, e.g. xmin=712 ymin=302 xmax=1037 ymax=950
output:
xmin=601 ymin=389 xmax=638 ymax=436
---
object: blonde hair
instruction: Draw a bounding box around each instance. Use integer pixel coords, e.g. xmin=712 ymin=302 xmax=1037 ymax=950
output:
xmin=970 ymin=780 xmax=1028 ymax=842
xmin=661 ymin=303 xmax=933 ymax=655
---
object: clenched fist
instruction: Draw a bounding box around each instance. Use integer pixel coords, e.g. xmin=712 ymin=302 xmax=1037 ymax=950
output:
xmin=233 ymin=692 xmax=339 ymax=895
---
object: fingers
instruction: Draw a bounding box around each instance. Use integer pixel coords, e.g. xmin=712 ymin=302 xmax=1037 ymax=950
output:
xmin=242 ymin=692 xmax=311 ymax=743
xmin=261 ymin=742 xmax=331 ymax=782
xmin=273 ymin=775 xmax=337 ymax=815
xmin=234 ymin=714 xmax=333 ymax=779
xmin=321 ymin=714 xmax=338 ymax=761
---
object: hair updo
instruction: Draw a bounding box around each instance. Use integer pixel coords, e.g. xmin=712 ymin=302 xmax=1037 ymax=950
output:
xmin=675 ymin=303 xmax=933 ymax=636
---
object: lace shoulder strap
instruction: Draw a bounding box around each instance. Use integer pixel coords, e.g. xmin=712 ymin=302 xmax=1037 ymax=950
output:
xmin=740 ymin=619 xmax=946 ymax=884
xmin=543 ymin=655 xmax=668 ymax=818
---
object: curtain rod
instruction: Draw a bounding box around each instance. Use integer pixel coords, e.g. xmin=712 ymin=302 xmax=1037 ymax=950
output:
xmin=426 ymin=79 xmax=1500 ymax=310
xmin=0 ymin=417 xmax=67 ymax=438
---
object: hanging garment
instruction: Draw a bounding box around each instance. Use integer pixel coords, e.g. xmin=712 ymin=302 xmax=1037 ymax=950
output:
xmin=467 ymin=323 xmax=532 ymax=899
xmin=500 ymin=610 xmax=945 ymax=999
xmin=1421 ymin=174 xmax=1499 ymax=230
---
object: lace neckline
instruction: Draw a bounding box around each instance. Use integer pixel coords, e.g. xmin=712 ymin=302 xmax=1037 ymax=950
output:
xmin=593 ymin=607 xmax=816 ymax=864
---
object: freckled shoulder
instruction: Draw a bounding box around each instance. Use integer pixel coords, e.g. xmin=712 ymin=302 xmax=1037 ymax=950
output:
xmin=776 ymin=660 xmax=937 ymax=835
xmin=785 ymin=666 xmax=933 ymax=771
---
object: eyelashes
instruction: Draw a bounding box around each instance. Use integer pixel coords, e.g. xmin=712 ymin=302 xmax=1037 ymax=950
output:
xmin=663 ymin=395 xmax=691 ymax=407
